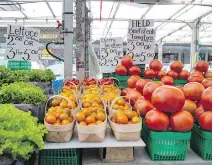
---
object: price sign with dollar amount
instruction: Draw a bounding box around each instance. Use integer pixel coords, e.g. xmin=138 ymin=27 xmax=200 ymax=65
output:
xmin=127 ymin=20 xmax=156 ymax=65
xmin=5 ymin=25 xmax=40 ymax=61
xmin=100 ymin=37 xmax=123 ymax=73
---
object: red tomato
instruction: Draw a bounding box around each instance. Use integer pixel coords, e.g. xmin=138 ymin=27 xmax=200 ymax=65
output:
xmin=161 ymin=76 xmax=174 ymax=86
xmin=149 ymin=60 xmax=162 ymax=71
xmin=121 ymin=88 xmax=133 ymax=96
xmin=188 ymin=75 xmax=204 ymax=83
xmin=115 ymin=65 xmax=127 ymax=76
xmin=170 ymin=111 xmax=194 ymax=132
xmin=121 ymin=56 xmax=133 ymax=69
xmin=191 ymin=70 xmax=203 ymax=76
xmin=182 ymin=99 xmax=197 ymax=116
xmin=135 ymin=79 xmax=152 ymax=93
xmin=176 ymin=86 xmax=184 ymax=92
xmin=194 ymin=61 xmax=209 ymax=73
xmin=145 ymin=110 xmax=169 ymax=131
xmin=137 ymin=96 xmax=145 ymax=101
xmin=183 ymin=82 xmax=205 ymax=101
xmin=200 ymin=87 xmax=212 ymax=110
xmin=204 ymin=70 xmax=212 ymax=78
xmin=195 ymin=105 xmax=205 ymax=119
xmin=170 ymin=61 xmax=183 ymax=73
xmin=127 ymin=75 xmax=141 ymax=88
xmin=167 ymin=70 xmax=178 ymax=79
xmin=143 ymin=82 xmax=164 ymax=101
xmin=202 ymin=78 xmax=212 ymax=89
xmin=134 ymin=99 xmax=154 ymax=117
xmin=125 ymin=90 xmax=142 ymax=105
xmin=156 ymin=70 xmax=166 ymax=79
xmin=198 ymin=111 xmax=212 ymax=131
xmin=151 ymin=85 xmax=185 ymax=113
xmin=179 ymin=70 xmax=190 ymax=80
xmin=128 ymin=66 xmax=141 ymax=75
xmin=143 ymin=69 xmax=156 ymax=79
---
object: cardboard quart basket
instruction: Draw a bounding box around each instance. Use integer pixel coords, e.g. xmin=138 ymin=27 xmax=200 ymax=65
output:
xmin=44 ymin=95 xmax=77 ymax=143
xmin=109 ymin=117 xmax=142 ymax=141
xmin=45 ymin=120 xmax=75 ymax=143
xmin=76 ymin=118 xmax=107 ymax=142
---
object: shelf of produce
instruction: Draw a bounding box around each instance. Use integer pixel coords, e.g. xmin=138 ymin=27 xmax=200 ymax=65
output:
xmin=82 ymin=147 xmax=212 ymax=165
xmin=44 ymin=128 xmax=145 ymax=149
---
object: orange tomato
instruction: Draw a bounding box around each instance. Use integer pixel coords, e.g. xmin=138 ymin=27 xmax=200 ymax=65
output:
xmin=79 ymin=121 xmax=87 ymax=126
xmin=124 ymin=111 xmax=135 ymax=120
xmin=60 ymin=101 xmax=68 ymax=108
xmin=91 ymin=112 xmax=97 ymax=118
xmin=96 ymin=112 xmax=106 ymax=122
xmin=68 ymin=116 xmax=73 ymax=123
xmin=117 ymin=98 xmax=126 ymax=106
xmin=85 ymin=116 xmax=96 ymax=124
xmin=45 ymin=114 xmax=57 ymax=124
xmin=76 ymin=112 xmax=86 ymax=122
xmin=96 ymin=120 xmax=103 ymax=124
xmin=62 ymin=119 xmax=70 ymax=125
xmin=83 ymin=109 xmax=91 ymax=117
xmin=132 ymin=116 xmax=141 ymax=123
xmin=52 ymin=99 xmax=60 ymax=106
xmin=59 ymin=113 xmax=69 ymax=121
xmin=48 ymin=107 xmax=57 ymax=114
xmin=82 ymin=101 xmax=92 ymax=108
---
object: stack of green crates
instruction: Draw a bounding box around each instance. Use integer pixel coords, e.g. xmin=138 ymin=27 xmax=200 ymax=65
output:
xmin=39 ymin=149 xmax=81 ymax=165
xmin=151 ymin=79 xmax=187 ymax=86
xmin=142 ymin=121 xmax=191 ymax=161
xmin=7 ymin=60 xmax=31 ymax=71
xmin=190 ymin=124 xmax=212 ymax=160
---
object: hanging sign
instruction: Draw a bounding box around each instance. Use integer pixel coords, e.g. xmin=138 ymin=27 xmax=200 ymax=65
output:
xmin=127 ymin=19 xmax=156 ymax=64
xmin=100 ymin=37 xmax=123 ymax=73
xmin=5 ymin=25 xmax=40 ymax=61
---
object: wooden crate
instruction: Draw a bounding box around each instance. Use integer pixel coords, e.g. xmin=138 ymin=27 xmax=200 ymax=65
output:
xmin=99 ymin=147 xmax=134 ymax=163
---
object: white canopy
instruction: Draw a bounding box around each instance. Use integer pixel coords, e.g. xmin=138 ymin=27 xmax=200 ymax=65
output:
xmin=0 ymin=0 xmax=212 ymax=44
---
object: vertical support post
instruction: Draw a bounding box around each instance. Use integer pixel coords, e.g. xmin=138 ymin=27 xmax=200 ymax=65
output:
xmin=190 ymin=20 xmax=200 ymax=69
xmin=158 ymin=39 xmax=163 ymax=64
xmin=75 ymin=0 xmax=85 ymax=80
xmin=205 ymin=52 xmax=208 ymax=62
xmin=63 ymin=0 xmax=73 ymax=78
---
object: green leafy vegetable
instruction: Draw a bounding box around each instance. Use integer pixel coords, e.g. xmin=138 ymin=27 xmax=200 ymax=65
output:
xmin=0 ymin=104 xmax=47 ymax=160
xmin=0 ymin=82 xmax=47 ymax=105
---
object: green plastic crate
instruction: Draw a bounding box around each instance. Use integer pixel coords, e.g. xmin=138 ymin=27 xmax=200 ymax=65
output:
xmin=143 ymin=122 xmax=191 ymax=161
xmin=190 ymin=124 xmax=212 ymax=160
xmin=7 ymin=60 xmax=31 ymax=71
xmin=39 ymin=149 xmax=81 ymax=165
xmin=102 ymin=72 xmax=116 ymax=78
xmin=174 ymin=79 xmax=187 ymax=86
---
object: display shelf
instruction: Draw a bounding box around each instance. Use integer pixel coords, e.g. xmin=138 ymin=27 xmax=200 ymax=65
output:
xmin=82 ymin=147 xmax=212 ymax=165
xmin=44 ymin=128 xmax=145 ymax=150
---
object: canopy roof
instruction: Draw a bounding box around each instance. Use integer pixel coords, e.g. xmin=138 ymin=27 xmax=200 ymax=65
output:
xmin=0 ymin=0 xmax=212 ymax=44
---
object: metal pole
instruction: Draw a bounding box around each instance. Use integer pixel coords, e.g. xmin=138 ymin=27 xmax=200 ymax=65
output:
xmin=63 ymin=0 xmax=73 ymax=78
xmin=158 ymin=40 xmax=163 ymax=64
xmin=189 ymin=20 xmax=200 ymax=69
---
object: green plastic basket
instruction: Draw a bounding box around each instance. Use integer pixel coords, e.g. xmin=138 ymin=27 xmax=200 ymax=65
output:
xmin=174 ymin=79 xmax=187 ymax=86
xmin=7 ymin=60 xmax=31 ymax=71
xmin=143 ymin=122 xmax=191 ymax=161
xmin=102 ymin=72 xmax=116 ymax=78
xmin=39 ymin=149 xmax=81 ymax=165
xmin=190 ymin=124 xmax=212 ymax=160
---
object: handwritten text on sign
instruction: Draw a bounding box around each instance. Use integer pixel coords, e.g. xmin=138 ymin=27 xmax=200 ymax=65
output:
xmin=127 ymin=20 xmax=156 ymax=65
xmin=100 ymin=37 xmax=123 ymax=73
xmin=5 ymin=25 xmax=40 ymax=61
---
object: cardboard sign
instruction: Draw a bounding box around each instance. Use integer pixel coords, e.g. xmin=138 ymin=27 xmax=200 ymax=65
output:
xmin=5 ymin=25 xmax=40 ymax=61
xmin=100 ymin=37 xmax=123 ymax=73
xmin=127 ymin=20 xmax=156 ymax=65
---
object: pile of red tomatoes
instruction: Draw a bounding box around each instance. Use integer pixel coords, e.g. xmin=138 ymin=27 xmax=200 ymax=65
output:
xmin=121 ymin=60 xmax=212 ymax=133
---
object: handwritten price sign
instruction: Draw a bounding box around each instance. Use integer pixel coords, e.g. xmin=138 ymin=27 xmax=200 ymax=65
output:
xmin=127 ymin=20 xmax=156 ymax=64
xmin=100 ymin=37 xmax=123 ymax=73
xmin=5 ymin=25 xmax=40 ymax=61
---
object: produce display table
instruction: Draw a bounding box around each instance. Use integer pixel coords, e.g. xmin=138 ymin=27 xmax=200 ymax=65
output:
xmin=44 ymin=128 xmax=145 ymax=149
xmin=82 ymin=147 xmax=212 ymax=165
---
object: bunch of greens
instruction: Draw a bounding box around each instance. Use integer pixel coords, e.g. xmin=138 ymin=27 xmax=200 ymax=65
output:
xmin=6 ymin=70 xmax=30 ymax=83
xmin=0 ymin=104 xmax=47 ymax=160
xmin=45 ymin=69 xmax=56 ymax=81
xmin=0 ymin=82 xmax=47 ymax=105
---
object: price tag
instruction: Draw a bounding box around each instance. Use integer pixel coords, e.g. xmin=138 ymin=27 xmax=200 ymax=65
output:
xmin=127 ymin=20 xmax=156 ymax=65
xmin=100 ymin=37 xmax=123 ymax=73
xmin=5 ymin=25 xmax=40 ymax=61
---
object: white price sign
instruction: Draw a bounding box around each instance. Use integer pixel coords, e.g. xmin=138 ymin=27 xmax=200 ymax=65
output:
xmin=5 ymin=25 xmax=40 ymax=61
xmin=127 ymin=20 xmax=156 ymax=65
xmin=100 ymin=37 xmax=123 ymax=73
